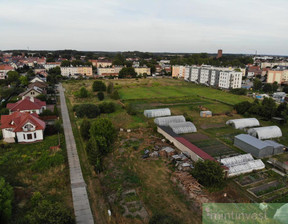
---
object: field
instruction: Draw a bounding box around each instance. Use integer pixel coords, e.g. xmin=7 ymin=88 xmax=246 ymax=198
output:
xmin=62 ymin=78 xmax=288 ymax=223
xmin=0 ymin=134 xmax=74 ymax=222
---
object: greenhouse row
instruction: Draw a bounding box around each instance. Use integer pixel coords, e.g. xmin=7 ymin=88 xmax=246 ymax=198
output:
xmin=144 ymin=108 xmax=171 ymax=118
xmin=226 ymin=118 xmax=260 ymax=129
xmin=169 ymin=122 xmax=197 ymax=134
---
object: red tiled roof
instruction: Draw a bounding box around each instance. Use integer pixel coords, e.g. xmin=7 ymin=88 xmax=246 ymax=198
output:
xmin=0 ymin=111 xmax=45 ymax=132
xmin=0 ymin=64 xmax=14 ymax=70
xmin=175 ymin=137 xmax=215 ymax=161
xmin=7 ymin=97 xmax=46 ymax=112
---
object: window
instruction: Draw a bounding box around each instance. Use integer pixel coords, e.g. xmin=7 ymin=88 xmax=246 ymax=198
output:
xmin=23 ymin=134 xmax=25 ymax=139
xmin=34 ymin=133 xmax=36 ymax=138
xmin=27 ymin=134 xmax=32 ymax=140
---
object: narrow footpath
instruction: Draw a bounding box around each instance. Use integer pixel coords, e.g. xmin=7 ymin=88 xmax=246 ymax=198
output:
xmin=58 ymin=83 xmax=94 ymax=224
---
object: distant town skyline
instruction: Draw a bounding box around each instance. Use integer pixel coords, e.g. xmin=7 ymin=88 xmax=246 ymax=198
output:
xmin=1 ymin=0 xmax=288 ymax=55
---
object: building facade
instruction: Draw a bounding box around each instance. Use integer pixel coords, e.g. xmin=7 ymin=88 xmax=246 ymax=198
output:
xmin=60 ymin=66 xmax=93 ymax=77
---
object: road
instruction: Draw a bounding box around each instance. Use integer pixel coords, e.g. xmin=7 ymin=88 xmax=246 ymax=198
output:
xmin=58 ymin=83 xmax=94 ymax=224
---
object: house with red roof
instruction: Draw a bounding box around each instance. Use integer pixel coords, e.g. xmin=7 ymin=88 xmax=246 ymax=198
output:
xmin=0 ymin=64 xmax=14 ymax=79
xmin=6 ymin=97 xmax=46 ymax=114
xmin=0 ymin=112 xmax=46 ymax=143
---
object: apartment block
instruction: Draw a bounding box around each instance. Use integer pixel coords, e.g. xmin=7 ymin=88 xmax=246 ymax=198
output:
xmin=135 ymin=67 xmax=151 ymax=76
xmin=60 ymin=66 xmax=93 ymax=77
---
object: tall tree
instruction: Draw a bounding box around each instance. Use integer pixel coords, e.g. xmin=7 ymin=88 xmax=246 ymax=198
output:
xmin=253 ymin=78 xmax=262 ymax=91
xmin=118 ymin=67 xmax=137 ymax=78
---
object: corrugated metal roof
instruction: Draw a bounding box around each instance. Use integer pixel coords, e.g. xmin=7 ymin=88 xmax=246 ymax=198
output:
xmin=235 ymin=134 xmax=271 ymax=149
xmin=264 ymin=140 xmax=284 ymax=148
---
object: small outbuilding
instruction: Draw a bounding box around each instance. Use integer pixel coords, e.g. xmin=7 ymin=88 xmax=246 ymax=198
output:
xmin=144 ymin=108 xmax=171 ymax=118
xmin=234 ymin=134 xmax=281 ymax=158
xmin=169 ymin=122 xmax=197 ymax=134
xmin=154 ymin=115 xmax=186 ymax=126
xmin=247 ymin=126 xmax=282 ymax=140
xmin=226 ymin=118 xmax=260 ymax=129
xmin=200 ymin=111 xmax=212 ymax=117
xmin=264 ymin=140 xmax=285 ymax=155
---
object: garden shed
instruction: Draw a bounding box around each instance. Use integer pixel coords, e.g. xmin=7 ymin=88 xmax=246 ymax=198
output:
xmin=154 ymin=115 xmax=186 ymax=126
xmin=200 ymin=111 xmax=212 ymax=117
xmin=226 ymin=118 xmax=260 ymax=129
xmin=144 ymin=108 xmax=171 ymax=118
xmin=169 ymin=122 xmax=197 ymax=134
xmin=247 ymin=126 xmax=282 ymax=139
xmin=234 ymin=134 xmax=278 ymax=158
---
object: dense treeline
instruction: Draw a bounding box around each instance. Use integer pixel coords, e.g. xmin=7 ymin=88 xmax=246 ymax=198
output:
xmin=234 ymin=98 xmax=288 ymax=121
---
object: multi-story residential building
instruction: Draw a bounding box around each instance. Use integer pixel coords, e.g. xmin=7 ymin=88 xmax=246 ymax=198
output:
xmin=0 ymin=64 xmax=14 ymax=79
xmin=218 ymin=71 xmax=242 ymax=89
xmin=43 ymin=62 xmax=61 ymax=70
xmin=135 ymin=67 xmax=151 ymax=76
xmin=199 ymin=68 xmax=210 ymax=84
xmin=96 ymin=59 xmax=113 ymax=68
xmin=172 ymin=65 xmax=185 ymax=78
xmin=60 ymin=66 xmax=93 ymax=77
xmin=190 ymin=67 xmax=201 ymax=82
xmin=97 ymin=66 xmax=123 ymax=76
xmin=267 ymin=70 xmax=283 ymax=84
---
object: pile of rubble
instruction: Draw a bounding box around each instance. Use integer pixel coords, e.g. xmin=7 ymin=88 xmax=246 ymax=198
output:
xmin=171 ymin=171 xmax=209 ymax=204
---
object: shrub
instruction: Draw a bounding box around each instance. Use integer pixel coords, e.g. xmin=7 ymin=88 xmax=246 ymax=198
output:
xmin=40 ymin=109 xmax=55 ymax=116
xmin=99 ymin=102 xmax=116 ymax=114
xmin=25 ymin=192 xmax=74 ymax=224
xmin=75 ymin=104 xmax=100 ymax=118
xmin=97 ymin=91 xmax=104 ymax=101
xmin=0 ymin=108 xmax=9 ymax=115
xmin=92 ymin=81 xmax=106 ymax=92
xmin=0 ymin=177 xmax=13 ymax=224
xmin=79 ymin=87 xmax=88 ymax=98
xmin=110 ymin=90 xmax=120 ymax=100
xmin=126 ymin=103 xmax=137 ymax=115
xmin=80 ymin=118 xmax=91 ymax=140
xmin=31 ymin=151 xmax=65 ymax=172
xmin=107 ymin=82 xmax=114 ymax=94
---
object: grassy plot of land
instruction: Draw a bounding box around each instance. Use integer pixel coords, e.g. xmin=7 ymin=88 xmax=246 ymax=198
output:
xmin=0 ymin=134 xmax=73 ymax=222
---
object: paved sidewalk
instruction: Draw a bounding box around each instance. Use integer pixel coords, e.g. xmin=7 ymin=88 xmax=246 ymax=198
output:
xmin=58 ymin=83 xmax=94 ymax=224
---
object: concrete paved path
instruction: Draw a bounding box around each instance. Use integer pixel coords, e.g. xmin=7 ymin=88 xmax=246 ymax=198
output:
xmin=58 ymin=83 xmax=94 ymax=224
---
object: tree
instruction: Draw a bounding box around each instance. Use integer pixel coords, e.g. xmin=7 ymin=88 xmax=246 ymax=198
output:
xmin=60 ymin=60 xmax=71 ymax=67
xmin=80 ymin=118 xmax=91 ymax=140
xmin=7 ymin=71 xmax=20 ymax=84
xmin=118 ymin=67 xmax=137 ymax=78
xmin=19 ymin=75 xmax=28 ymax=86
xmin=47 ymin=67 xmax=62 ymax=84
xmin=262 ymin=83 xmax=272 ymax=93
xmin=230 ymin=88 xmax=247 ymax=95
xmin=283 ymin=85 xmax=288 ymax=93
xmin=90 ymin=118 xmax=117 ymax=150
xmin=107 ymin=82 xmax=114 ymax=94
xmin=75 ymin=104 xmax=100 ymax=118
xmin=234 ymin=101 xmax=252 ymax=115
xmin=85 ymin=137 xmax=103 ymax=172
xmin=272 ymin=81 xmax=278 ymax=92
xmin=0 ymin=177 xmax=13 ymax=224
xmin=36 ymin=94 xmax=47 ymax=101
xmin=97 ymin=92 xmax=104 ymax=101
xmin=92 ymin=81 xmax=106 ymax=92
xmin=261 ymin=97 xmax=276 ymax=119
xmin=191 ymin=160 xmax=225 ymax=189
xmin=253 ymin=78 xmax=262 ymax=91
xmin=126 ymin=103 xmax=137 ymax=115
xmin=79 ymin=87 xmax=88 ymax=98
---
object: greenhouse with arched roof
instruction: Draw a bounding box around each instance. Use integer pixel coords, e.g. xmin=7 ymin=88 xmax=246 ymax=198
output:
xmin=226 ymin=118 xmax=260 ymax=129
xmin=247 ymin=126 xmax=282 ymax=140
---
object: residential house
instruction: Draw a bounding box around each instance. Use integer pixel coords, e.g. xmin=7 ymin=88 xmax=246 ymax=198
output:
xmin=6 ymin=97 xmax=46 ymax=114
xmin=19 ymin=86 xmax=43 ymax=98
xmin=97 ymin=66 xmax=123 ymax=77
xmin=0 ymin=112 xmax=46 ymax=143
xmin=30 ymin=76 xmax=46 ymax=83
xmin=28 ymin=81 xmax=48 ymax=93
xmin=0 ymin=64 xmax=14 ymax=79
xmin=135 ymin=67 xmax=151 ymax=76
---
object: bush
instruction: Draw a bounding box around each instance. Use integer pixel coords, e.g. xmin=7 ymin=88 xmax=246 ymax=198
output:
xmin=75 ymin=104 xmax=100 ymax=118
xmin=0 ymin=177 xmax=13 ymax=224
xmin=80 ymin=118 xmax=90 ymax=140
xmin=92 ymin=81 xmax=106 ymax=92
xmin=230 ymin=88 xmax=247 ymax=95
xmin=110 ymin=90 xmax=120 ymax=100
xmin=97 ymin=92 xmax=104 ymax=101
xmin=31 ymin=151 xmax=65 ymax=172
xmin=107 ymin=82 xmax=114 ymax=94
xmin=99 ymin=102 xmax=116 ymax=114
xmin=78 ymin=87 xmax=88 ymax=98
xmin=0 ymin=108 xmax=9 ymax=115
xmin=25 ymin=192 xmax=74 ymax=224
xmin=126 ymin=103 xmax=137 ymax=115
xmin=40 ymin=109 xmax=55 ymax=116
xmin=36 ymin=94 xmax=47 ymax=101
xmin=234 ymin=101 xmax=252 ymax=115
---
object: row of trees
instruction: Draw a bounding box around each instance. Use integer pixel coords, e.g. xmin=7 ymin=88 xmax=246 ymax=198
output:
xmin=253 ymin=78 xmax=278 ymax=93
xmin=73 ymin=102 xmax=116 ymax=118
xmin=60 ymin=60 xmax=92 ymax=67
xmin=81 ymin=118 xmax=117 ymax=172
xmin=234 ymin=98 xmax=288 ymax=121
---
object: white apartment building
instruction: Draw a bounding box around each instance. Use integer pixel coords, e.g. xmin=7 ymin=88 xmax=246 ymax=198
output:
xmin=199 ymin=68 xmax=210 ymax=84
xmin=190 ymin=67 xmax=200 ymax=82
xmin=60 ymin=66 xmax=93 ymax=77
xmin=218 ymin=71 xmax=242 ymax=89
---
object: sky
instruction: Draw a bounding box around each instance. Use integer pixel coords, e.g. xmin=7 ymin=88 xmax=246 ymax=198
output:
xmin=0 ymin=0 xmax=288 ymax=55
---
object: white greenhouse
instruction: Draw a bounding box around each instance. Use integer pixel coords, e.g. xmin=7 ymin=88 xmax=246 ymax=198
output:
xmin=226 ymin=118 xmax=260 ymax=129
xmin=169 ymin=122 xmax=197 ymax=134
xmin=220 ymin=154 xmax=265 ymax=177
xmin=154 ymin=115 xmax=186 ymax=126
xmin=144 ymin=108 xmax=171 ymax=118
xmin=247 ymin=126 xmax=282 ymax=140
